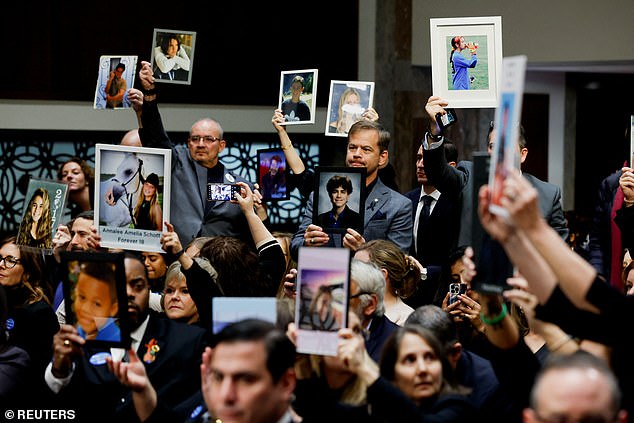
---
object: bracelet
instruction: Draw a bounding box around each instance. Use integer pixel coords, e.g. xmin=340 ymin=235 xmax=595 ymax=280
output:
xmin=172 ymin=249 xmax=185 ymax=259
xmin=479 ymin=303 xmax=508 ymax=326
xmin=143 ymin=88 xmax=156 ymax=96
xmin=426 ymin=131 xmax=443 ymax=142
xmin=281 ymin=143 xmax=293 ymax=151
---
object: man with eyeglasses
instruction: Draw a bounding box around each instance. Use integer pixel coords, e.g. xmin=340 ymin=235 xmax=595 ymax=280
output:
xmin=136 ymin=61 xmax=251 ymax=245
xmin=348 ymin=259 xmax=398 ymax=363
xmin=523 ymin=351 xmax=627 ymax=423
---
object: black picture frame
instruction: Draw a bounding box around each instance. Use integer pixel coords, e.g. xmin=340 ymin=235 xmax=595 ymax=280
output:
xmin=313 ymin=166 xmax=366 ymax=234
xmin=61 ymin=251 xmax=131 ymax=349
xmin=257 ymin=148 xmax=290 ymax=201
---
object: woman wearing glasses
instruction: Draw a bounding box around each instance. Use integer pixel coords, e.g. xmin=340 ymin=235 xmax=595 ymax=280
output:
xmin=0 ymin=236 xmax=59 ymax=407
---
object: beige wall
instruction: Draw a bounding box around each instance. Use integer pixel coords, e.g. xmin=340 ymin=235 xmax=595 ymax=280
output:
xmin=412 ymin=0 xmax=634 ymax=66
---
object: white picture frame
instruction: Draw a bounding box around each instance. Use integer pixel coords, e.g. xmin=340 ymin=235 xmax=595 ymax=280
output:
xmin=430 ymin=16 xmax=502 ymax=108
xmin=94 ymin=144 xmax=171 ymax=252
xmin=325 ymin=80 xmax=375 ymax=137
xmin=150 ymin=28 xmax=197 ymax=85
xmin=93 ymin=55 xmax=138 ymax=110
xmin=278 ymin=69 xmax=318 ymax=125
xmin=295 ymin=247 xmax=350 ymax=356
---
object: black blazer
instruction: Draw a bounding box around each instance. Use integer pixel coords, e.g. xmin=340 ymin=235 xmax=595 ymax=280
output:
xmin=59 ymin=312 xmax=207 ymax=422
xmin=404 ymin=187 xmax=461 ymax=267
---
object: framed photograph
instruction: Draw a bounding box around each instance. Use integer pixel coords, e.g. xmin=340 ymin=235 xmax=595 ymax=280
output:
xmin=313 ymin=166 xmax=366 ymax=234
xmin=150 ymin=28 xmax=196 ymax=85
xmin=325 ymin=80 xmax=375 ymax=137
xmin=212 ymin=297 xmax=277 ymax=334
xmin=295 ymin=247 xmax=350 ymax=356
xmin=94 ymin=144 xmax=171 ymax=252
xmin=93 ymin=55 xmax=138 ymax=110
xmin=257 ymin=148 xmax=289 ymax=201
xmin=61 ymin=251 xmax=131 ymax=349
xmin=430 ymin=16 xmax=502 ymax=108
xmin=16 ymin=178 xmax=68 ymax=253
xmin=278 ymin=69 xmax=318 ymax=125
xmin=488 ymin=56 xmax=527 ymax=218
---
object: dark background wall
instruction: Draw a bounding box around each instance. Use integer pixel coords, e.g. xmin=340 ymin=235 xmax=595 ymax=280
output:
xmin=1 ymin=3 xmax=358 ymax=106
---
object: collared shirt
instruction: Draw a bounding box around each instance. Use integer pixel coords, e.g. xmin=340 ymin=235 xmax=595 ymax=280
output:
xmin=45 ymin=315 xmax=151 ymax=393
xmin=413 ymin=189 xmax=441 ymax=252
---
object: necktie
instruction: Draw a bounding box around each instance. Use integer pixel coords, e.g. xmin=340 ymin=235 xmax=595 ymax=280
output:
xmin=416 ymin=195 xmax=433 ymax=256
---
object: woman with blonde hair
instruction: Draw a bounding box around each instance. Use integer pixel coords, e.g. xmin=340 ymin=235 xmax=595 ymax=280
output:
xmin=17 ymin=188 xmax=53 ymax=249
xmin=133 ymin=173 xmax=162 ymax=231
xmin=355 ymin=239 xmax=419 ymax=325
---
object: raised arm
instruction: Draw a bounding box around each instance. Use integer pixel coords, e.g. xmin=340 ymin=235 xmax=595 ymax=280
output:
xmin=499 ymin=172 xmax=599 ymax=312
xmin=421 ymin=96 xmax=469 ymax=194
xmin=272 ymin=109 xmax=305 ymax=174
xmin=138 ymin=61 xmax=174 ymax=151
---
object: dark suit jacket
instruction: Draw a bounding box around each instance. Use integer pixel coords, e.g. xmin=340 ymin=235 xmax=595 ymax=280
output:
xmin=588 ymin=170 xmax=620 ymax=279
xmin=291 ymin=178 xmax=412 ymax=259
xmin=140 ymin=100 xmax=251 ymax=245
xmin=316 ymin=205 xmax=362 ymax=233
xmin=365 ymin=314 xmax=399 ymax=363
xmin=404 ymin=187 xmax=461 ymax=267
xmin=422 ymin=141 xmax=569 ymax=243
xmin=58 ymin=312 xmax=206 ymax=422
xmin=522 ymin=173 xmax=569 ymax=240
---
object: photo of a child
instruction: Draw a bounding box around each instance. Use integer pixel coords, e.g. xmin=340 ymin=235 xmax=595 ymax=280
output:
xmin=70 ymin=261 xmax=121 ymax=342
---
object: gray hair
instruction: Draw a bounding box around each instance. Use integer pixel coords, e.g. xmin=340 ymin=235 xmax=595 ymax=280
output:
xmin=350 ymin=259 xmax=385 ymax=317
xmin=164 ymin=257 xmax=219 ymax=291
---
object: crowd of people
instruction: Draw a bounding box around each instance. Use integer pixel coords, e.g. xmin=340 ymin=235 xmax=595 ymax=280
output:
xmin=1 ymin=60 xmax=632 ymax=423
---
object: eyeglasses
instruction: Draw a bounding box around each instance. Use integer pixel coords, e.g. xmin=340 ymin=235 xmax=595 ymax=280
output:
xmin=350 ymin=291 xmax=373 ymax=299
xmin=0 ymin=255 xmax=21 ymax=269
xmin=189 ymin=135 xmax=222 ymax=144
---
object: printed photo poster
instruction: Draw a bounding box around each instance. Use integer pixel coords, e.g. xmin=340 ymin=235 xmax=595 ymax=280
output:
xmin=93 ymin=55 xmax=138 ymax=110
xmin=295 ymin=247 xmax=350 ymax=356
xmin=430 ymin=16 xmax=502 ymax=108
xmin=313 ymin=166 xmax=366 ymax=234
xmin=94 ymin=144 xmax=171 ymax=252
xmin=257 ymin=148 xmax=289 ymax=201
xmin=278 ymin=69 xmax=318 ymax=125
xmin=212 ymin=297 xmax=277 ymax=334
xmin=150 ymin=28 xmax=197 ymax=85
xmin=61 ymin=251 xmax=131 ymax=349
xmin=16 ymin=178 xmax=68 ymax=253
xmin=325 ymin=81 xmax=375 ymax=137
xmin=488 ymin=55 xmax=527 ymax=218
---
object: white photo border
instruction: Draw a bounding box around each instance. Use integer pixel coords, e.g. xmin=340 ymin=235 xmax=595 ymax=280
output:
xmin=295 ymin=247 xmax=351 ymax=356
xmin=94 ymin=143 xmax=172 ymax=253
xmin=150 ymin=28 xmax=197 ymax=86
xmin=325 ymin=80 xmax=375 ymax=137
xmin=277 ymin=68 xmax=318 ymax=126
xmin=430 ymin=16 xmax=502 ymax=108
xmin=93 ymin=55 xmax=138 ymax=110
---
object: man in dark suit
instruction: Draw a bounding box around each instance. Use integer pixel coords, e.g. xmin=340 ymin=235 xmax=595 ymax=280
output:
xmin=291 ymin=120 xmax=412 ymax=258
xmin=45 ymin=253 xmax=206 ymax=422
xmin=350 ymin=259 xmax=399 ymax=362
xmin=404 ymin=143 xmax=462 ymax=306
xmin=423 ymin=96 xmax=569 ymax=243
